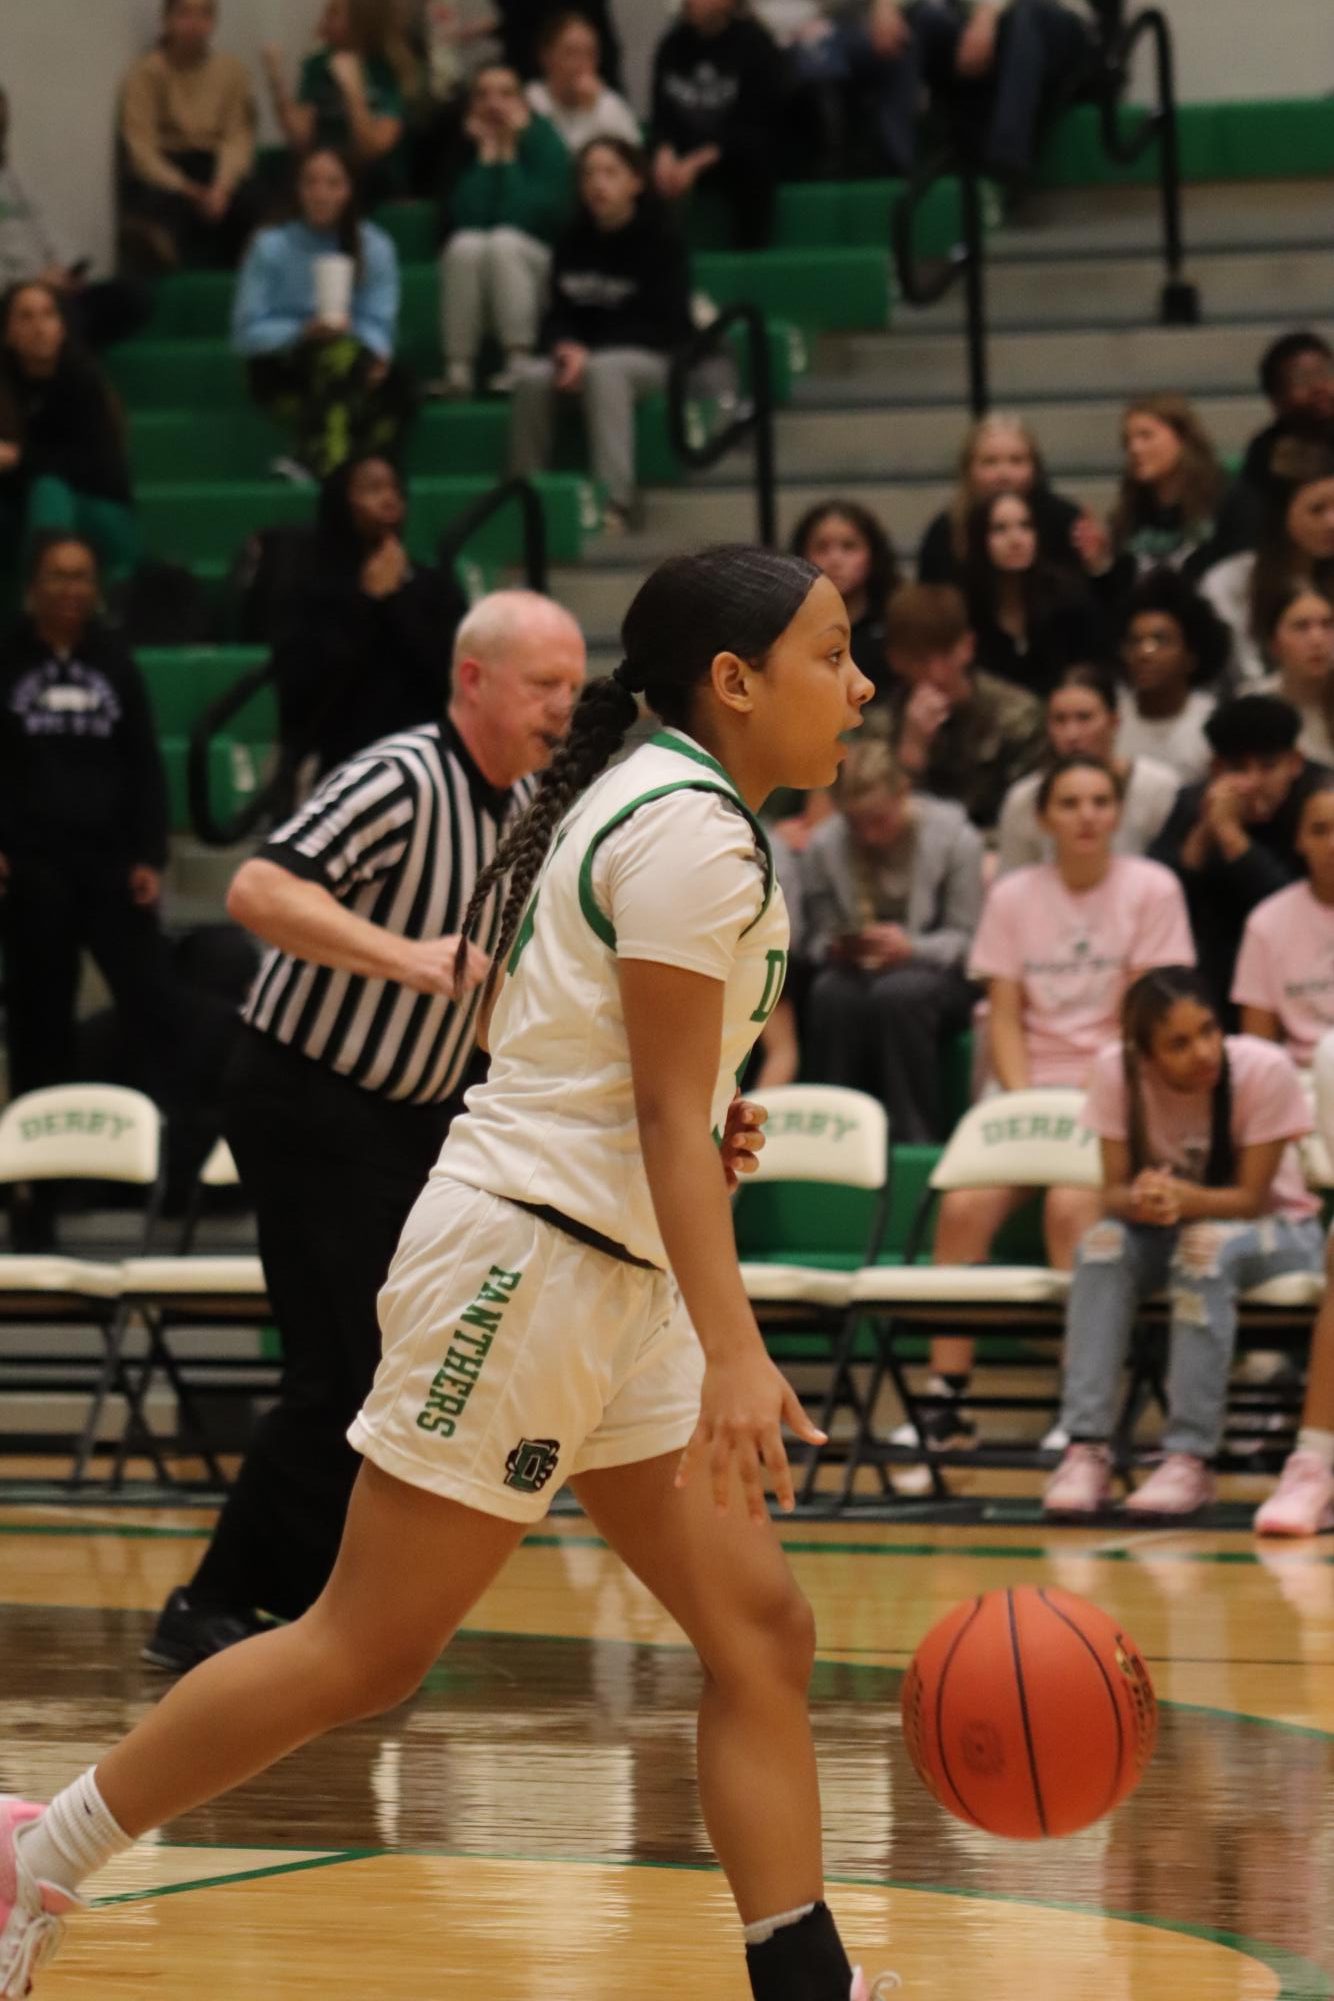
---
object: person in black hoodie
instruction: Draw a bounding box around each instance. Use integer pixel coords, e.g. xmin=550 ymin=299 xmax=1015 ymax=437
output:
xmin=1214 ymin=331 xmax=1334 ymax=557
xmin=650 ymin=0 xmax=785 ymax=250
xmin=508 ymin=137 xmax=692 ymax=530
xmin=271 ymin=453 xmax=468 ymax=779
xmin=962 ymin=489 xmax=1106 ymax=699
xmin=0 ymin=281 xmax=139 ymax=590
xmin=1149 ymin=693 xmax=1333 ymax=1018
xmin=0 ymin=534 xmax=182 ymax=1152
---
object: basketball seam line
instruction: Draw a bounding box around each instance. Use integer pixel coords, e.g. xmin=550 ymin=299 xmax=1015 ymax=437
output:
xmin=1006 ymin=1587 xmax=1049 ymax=1838
xmin=1037 ymin=1586 xmax=1128 ymax=1823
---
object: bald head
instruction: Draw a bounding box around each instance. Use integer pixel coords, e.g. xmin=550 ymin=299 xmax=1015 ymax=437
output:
xmin=450 ymin=589 xmax=587 ymax=788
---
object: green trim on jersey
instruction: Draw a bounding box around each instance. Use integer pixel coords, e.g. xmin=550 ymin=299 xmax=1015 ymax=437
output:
xmin=576 ymin=777 xmax=776 ymax=951
xmin=646 ymin=729 xmax=739 ymax=791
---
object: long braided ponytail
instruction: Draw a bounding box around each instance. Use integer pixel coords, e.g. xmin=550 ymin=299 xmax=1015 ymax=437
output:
xmin=454 ymin=544 xmax=821 ymax=988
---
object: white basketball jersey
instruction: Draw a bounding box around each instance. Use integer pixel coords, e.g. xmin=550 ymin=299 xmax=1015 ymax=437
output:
xmin=440 ymin=729 xmax=790 ymax=1266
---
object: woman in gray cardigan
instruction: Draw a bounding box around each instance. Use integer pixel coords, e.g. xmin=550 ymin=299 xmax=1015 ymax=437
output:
xmin=802 ymin=738 xmax=983 ymax=1139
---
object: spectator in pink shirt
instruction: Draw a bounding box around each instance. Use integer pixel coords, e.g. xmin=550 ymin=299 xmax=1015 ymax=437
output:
xmin=1233 ymin=777 xmax=1334 ymax=1068
xmin=908 ymin=753 xmax=1195 ymax=1459
xmin=1045 ymin=966 xmax=1322 ymax=1521
xmin=1254 ymin=1028 xmax=1334 ymax=1538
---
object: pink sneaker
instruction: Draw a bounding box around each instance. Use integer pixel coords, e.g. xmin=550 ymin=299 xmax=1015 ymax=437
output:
xmin=850 ymin=1971 xmax=901 ymax=1998
xmin=1124 ymin=1453 xmax=1215 ymax=1520
xmin=1042 ymin=1442 xmax=1113 ymax=1518
xmin=1255 ymin=1450 xmax=1334 ymax=1538
xmin=0 ymin=1802 xmax=79 ymax=1998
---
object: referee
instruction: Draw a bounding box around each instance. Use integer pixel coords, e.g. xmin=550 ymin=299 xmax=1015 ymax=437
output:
xmin=145 ymin=591 xmax=586 ymax=1670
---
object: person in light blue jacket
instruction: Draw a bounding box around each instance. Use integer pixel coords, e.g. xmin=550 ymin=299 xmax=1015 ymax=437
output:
xmin=231 ymin=146 xmax=414 ymax=479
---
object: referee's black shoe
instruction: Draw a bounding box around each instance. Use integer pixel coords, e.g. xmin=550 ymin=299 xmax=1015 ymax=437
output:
xmin=142 ymin=1589 xmax=274 ymax=1673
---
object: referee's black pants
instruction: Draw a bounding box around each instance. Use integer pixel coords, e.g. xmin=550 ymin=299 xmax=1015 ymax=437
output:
xmin=188 ymin=1029 xmax=458 ymax=1621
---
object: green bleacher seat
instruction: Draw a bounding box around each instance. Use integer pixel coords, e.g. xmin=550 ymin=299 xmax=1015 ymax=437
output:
xmin=1037 ymin=97 xmax=1334 ymax=189
xmin=108 ymin=340 xmax=246 ymax=412
xmin=159 ymin=731 xmax=273 ymax=836
xmin=139 ymin=647 xmax=274 ymax=743
xmin=377 ymin=201 xmax=439 ymax=263
xmin=694 ymin=247 xmax=890 ymax=334
xmin=134 ymin=472 xmax=593 ymax=570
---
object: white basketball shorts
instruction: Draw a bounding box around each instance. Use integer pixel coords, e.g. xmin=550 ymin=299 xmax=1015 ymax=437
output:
xmin=348 ymin=1174 xmax=705 ymax=1522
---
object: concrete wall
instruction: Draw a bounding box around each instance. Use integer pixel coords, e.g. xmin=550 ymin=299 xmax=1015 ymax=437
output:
xmin=3 ymin=0 xmax=322 ymax=276
xmin=5 ymin=0 xmax=1333 ymax=274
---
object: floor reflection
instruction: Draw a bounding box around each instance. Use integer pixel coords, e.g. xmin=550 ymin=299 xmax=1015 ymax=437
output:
xmin=2 ymin=1606 xmax=1330 ymax=1975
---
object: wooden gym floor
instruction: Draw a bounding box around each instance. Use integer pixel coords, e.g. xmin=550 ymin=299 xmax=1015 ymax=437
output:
xmin=1 ymin=1498 xmax=1332 ymax=1999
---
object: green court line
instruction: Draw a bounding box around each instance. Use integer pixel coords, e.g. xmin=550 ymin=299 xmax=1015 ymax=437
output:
xmin=87 ymin=1844 xmax=1332 ymax=1998
xmin=91 ymin=1849 xmax=374 ymax=1907
xmin=5 ymin=1518 xmax=1332 ymax=1569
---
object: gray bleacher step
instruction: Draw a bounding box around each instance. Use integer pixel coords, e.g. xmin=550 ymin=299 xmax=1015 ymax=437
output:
xmin=907 ymin=247 xmax=1334 ymax=333
xmin=988 ymin=179 xmax=1334 ymax=255
xmin=695 ymin=391 xmax=1267 ymax=482
xmin=807 ymin=320 xmax=1322 ymax=400
xmin=549 ymin=563 xmax=652 ymax=635
xmin=639 ymin=477 xmax=1118 ymax=547
xmin=166 ymin=835 xmax=257 ymax=924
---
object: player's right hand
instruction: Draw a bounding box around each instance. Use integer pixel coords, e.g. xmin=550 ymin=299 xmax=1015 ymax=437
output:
xmin=399 ymin=934 xmax=490 ymax=997
xmin=677 ymin=1345 xmax=826 ymax=1524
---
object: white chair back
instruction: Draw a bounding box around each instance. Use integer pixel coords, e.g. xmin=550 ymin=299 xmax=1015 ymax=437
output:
xmin=1296 ymin=1064 xmax=1334 ymax=1190
xmin=0 ymin=1085 xmax=161 ymax=1186
xmin=199 ymin=1138 xmax=241 ymax=1188
xmin=745 ymin=1085 xmax=888 ymax=1192
xmin=930 ymin=1088 xmax=1100 ymax=1193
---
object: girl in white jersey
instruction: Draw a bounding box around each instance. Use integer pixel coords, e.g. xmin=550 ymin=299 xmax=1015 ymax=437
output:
xmin=0 ymin=547 xmax=890 ymax=2001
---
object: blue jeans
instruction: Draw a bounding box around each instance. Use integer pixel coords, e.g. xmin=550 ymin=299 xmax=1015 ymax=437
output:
xmin=1060 ymin=1214 xmax=1325 ymax=1459
xmin=792 ymin=20 xmax=922 ymax=175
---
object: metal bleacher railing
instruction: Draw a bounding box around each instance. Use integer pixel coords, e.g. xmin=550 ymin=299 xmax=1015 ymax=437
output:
xmin=186 ymin=475 xmax=550 ymax=846
xmin=666 ymin=301 xmax=778 ymax=550
xmin=893 ymin=0 xmax=1202 ymax=418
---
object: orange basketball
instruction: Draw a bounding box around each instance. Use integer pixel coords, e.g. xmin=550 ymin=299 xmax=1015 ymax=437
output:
xmin=900 ymin=1584 xmax=1157 ymax=1839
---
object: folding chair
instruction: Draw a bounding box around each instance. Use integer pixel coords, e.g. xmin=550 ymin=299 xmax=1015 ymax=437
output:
xmin=117 ymin=1137 xmax=273 ymax=1490
xmin=0 ymin=1083 xmax=165 ymax=1484
xmin=732 ymin=1085 xmax=890 ymax=1506
xmin=839 ymin=1087 xmax=1100 ymax=1501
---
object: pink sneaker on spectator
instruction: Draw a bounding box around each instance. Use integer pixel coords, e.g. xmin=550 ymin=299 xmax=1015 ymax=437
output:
xmin=0 ymin=1802 xmax=77 ymax=1998
xmin=1255 ymin=1451 xmax=1334 ymax=1538
xmin=1042 ymin=1442 xmax=1113 ymax=1517
xmin=1124 ymin=1453 xmax=1214 ymax=1519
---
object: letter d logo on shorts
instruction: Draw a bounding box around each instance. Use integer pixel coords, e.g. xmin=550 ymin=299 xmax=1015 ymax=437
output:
xmin=504 ymin=1437 xmax=561 ymax=1495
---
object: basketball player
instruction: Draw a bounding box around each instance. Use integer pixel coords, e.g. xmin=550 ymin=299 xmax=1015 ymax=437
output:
xmin=0 ymin=546 xmax=896 ymax=2001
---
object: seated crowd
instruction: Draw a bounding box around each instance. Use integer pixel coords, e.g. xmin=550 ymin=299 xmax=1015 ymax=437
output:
xmin=4 ymin=0 xmax=1334 ymax=1534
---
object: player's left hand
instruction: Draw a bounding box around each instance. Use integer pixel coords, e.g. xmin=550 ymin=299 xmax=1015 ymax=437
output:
xmin=679 ymin=1343 xmax=826 ymax=1521
xmin=720 ymin=1094 xmax=766 ymax=1192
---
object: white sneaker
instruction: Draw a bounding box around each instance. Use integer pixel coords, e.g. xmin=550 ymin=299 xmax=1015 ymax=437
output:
xmin=851 ymin=1968 xmax=901 ymax=1998
xmin=1255 ymin=1450 xmax=1334 ymax=1537
xmin=0 ymin=1802 xmax=80 ymax=1998
xmin=427 ymin=363 xmax=473 ymax=399
xmin=268 ymin=454 xmax=316 ymax=485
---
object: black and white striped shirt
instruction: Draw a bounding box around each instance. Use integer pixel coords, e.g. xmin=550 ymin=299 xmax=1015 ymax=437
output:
xmin=243 ymin=722 xmax=533 ymax=1105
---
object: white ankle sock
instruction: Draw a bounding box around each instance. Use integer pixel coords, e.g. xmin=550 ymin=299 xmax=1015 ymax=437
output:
xmin=15 ymin=1769 xmax=131 ymax=1895
xmin=1297 ymin=1427 xmax=1334 ymax=1468
xmin=743 ymin=1902 xmax=816 ymax=1947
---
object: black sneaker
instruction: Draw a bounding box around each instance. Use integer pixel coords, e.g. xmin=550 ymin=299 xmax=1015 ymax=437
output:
xmin=141 ymin=1588 xmax=270 ymax=1672
xmin=889 ymin=1380 xmax=976 ymax=1495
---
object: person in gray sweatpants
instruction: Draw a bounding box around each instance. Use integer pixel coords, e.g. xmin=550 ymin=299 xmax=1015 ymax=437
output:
xmin=1045 ymin=965 xmax=1324 ymax=1523
xmin=509 ymin=137 xmax=692 ymax=529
